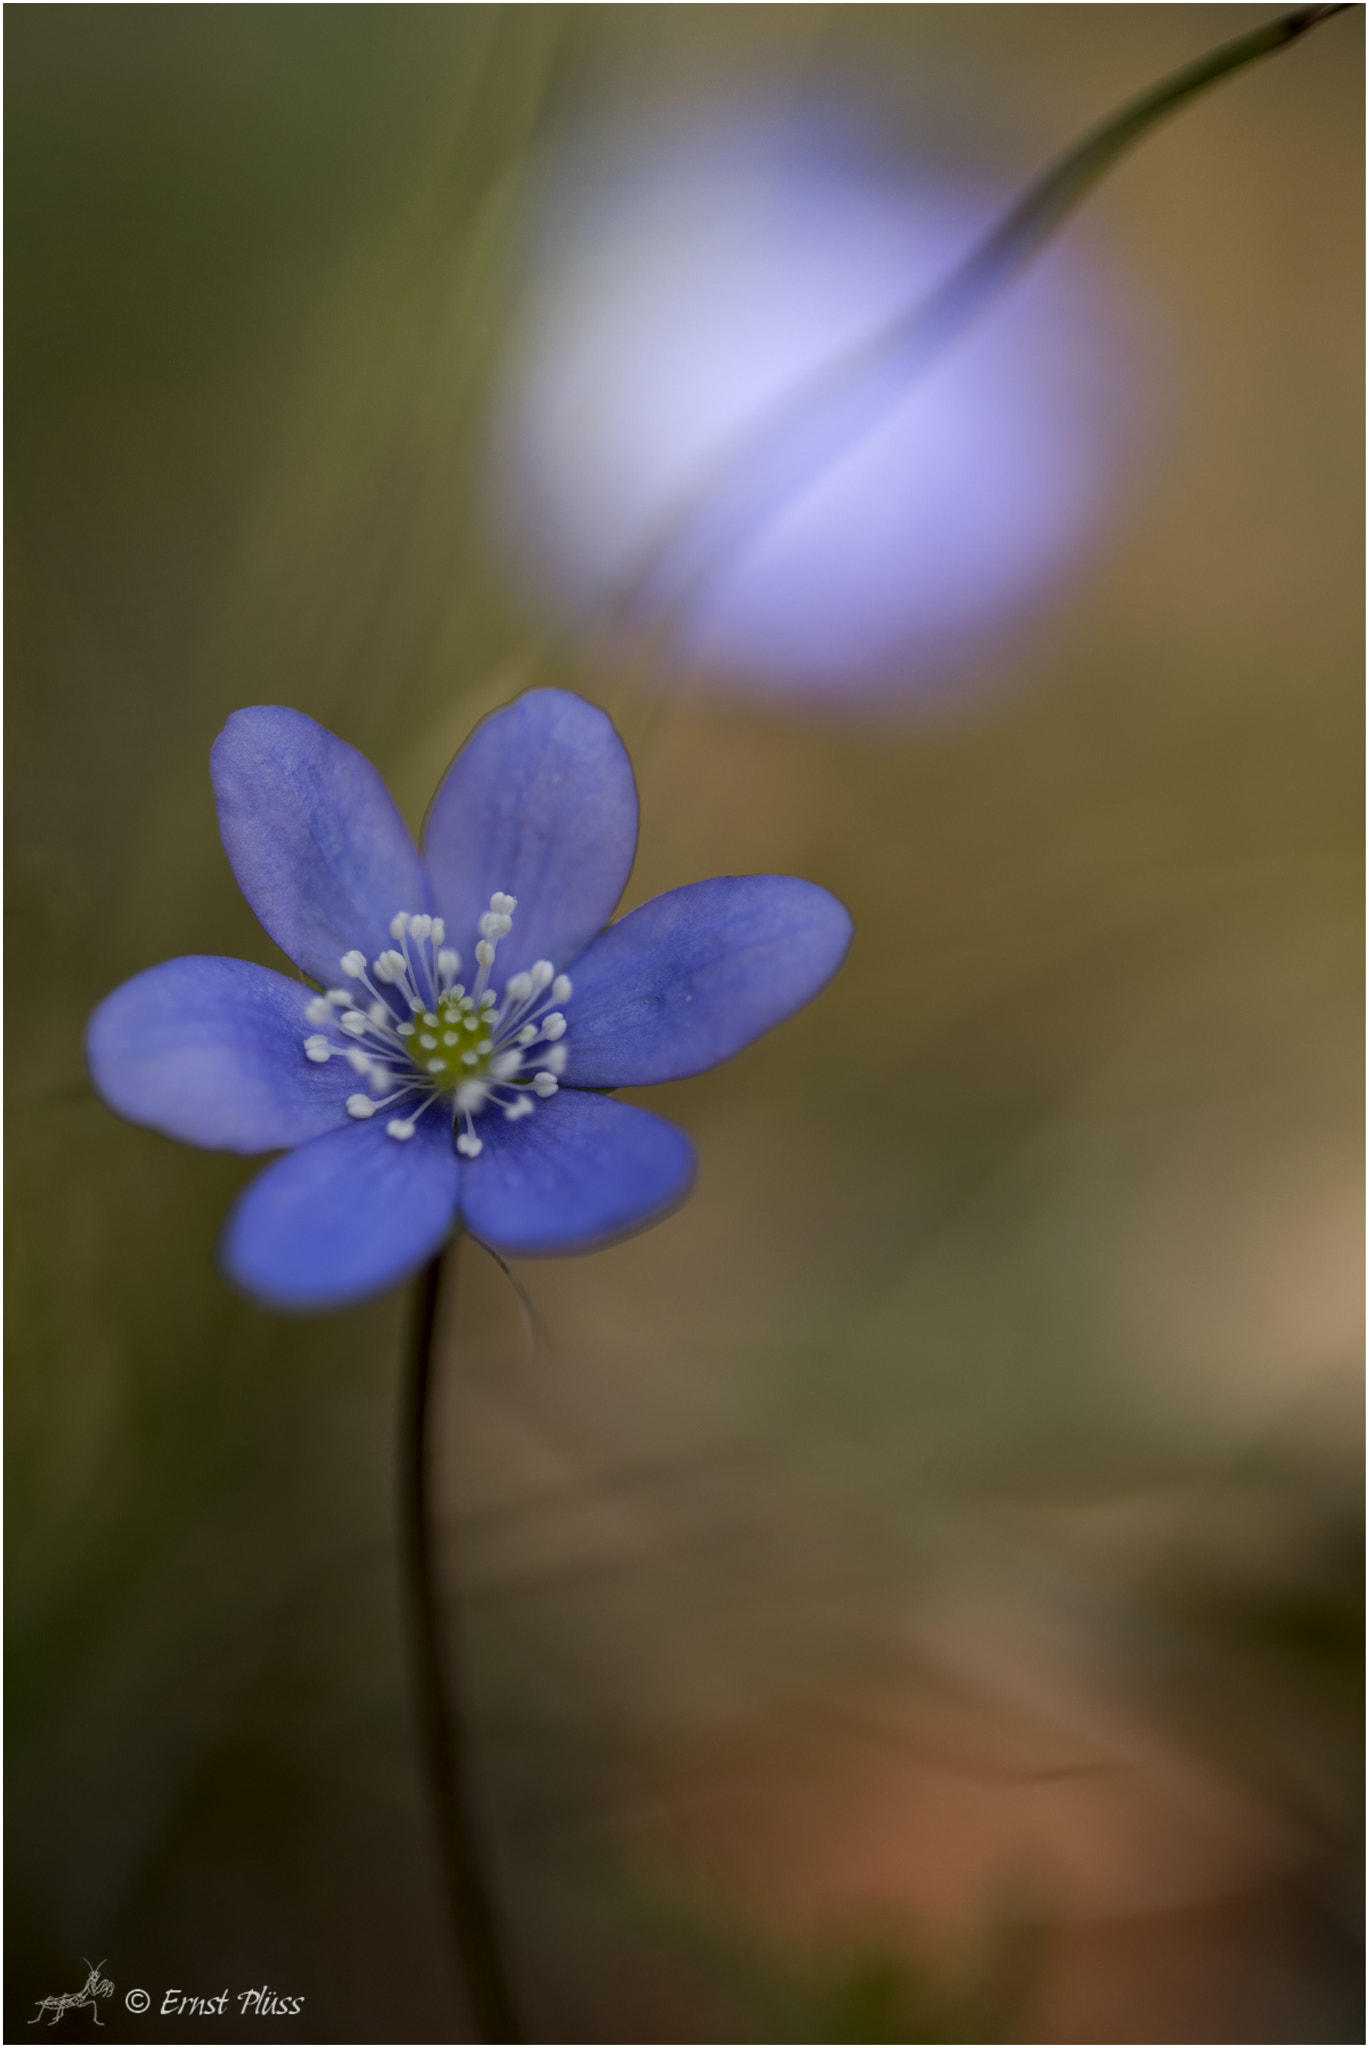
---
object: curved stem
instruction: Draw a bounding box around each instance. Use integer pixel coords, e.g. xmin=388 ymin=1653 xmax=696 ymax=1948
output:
xmin=607 ymin=4 xmax=1352 ymax=640
xmin=401 ymin=1240 xmax=522 ymax=2043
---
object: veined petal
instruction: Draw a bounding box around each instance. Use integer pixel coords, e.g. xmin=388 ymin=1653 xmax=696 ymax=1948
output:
xmin=561 ymin=875 xmax=853 ymax=1087
xmin=422 ymin=689 xmax=637 ymax=979
xmin=211 ymin=706 xmax=430 ymax=987
xmin=86 ymin=955 xmax=354 ymax=1153
xmin=460 ymin=1089 xmax=694 ymax=1256
xmin=221 ymin=1116 xmax=460 ymax=1311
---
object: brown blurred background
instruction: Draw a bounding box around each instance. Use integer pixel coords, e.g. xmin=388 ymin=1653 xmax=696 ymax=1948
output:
xmin=7 ymin=7 xmax=1362 ymax=2041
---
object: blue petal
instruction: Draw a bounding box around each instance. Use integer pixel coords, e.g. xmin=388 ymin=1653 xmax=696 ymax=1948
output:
xmin=211 ymin=706 xmax=430 ymax=987
xmin=422 ymin=689 xmax=637 ymax=980
xmin=560 ymin=875 xmax=853 ymax=1087
xmin=459 ymin=1088 xmax=694 ymax=1256
xmin=87 ymin=955 xmax=354 ymax=1153
xmin=221 ymin=1114 xmax=460 ymax=1311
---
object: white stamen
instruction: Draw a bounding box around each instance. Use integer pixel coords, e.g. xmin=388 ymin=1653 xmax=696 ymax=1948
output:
xmin=322 ymin=906 xmax=574 ymax=1150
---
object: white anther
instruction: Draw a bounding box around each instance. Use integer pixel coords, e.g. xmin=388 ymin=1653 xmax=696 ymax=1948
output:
xmin=505 ymin=971 xmax=533 ymax=1004
xmin=326 ymin=988 xmax=352 ymax=1006
xmin=346 ymin=1095 xmax=378 ymax=1119
xmin=532 ymin=1072 xmax=559 ymax=1097
xmin=344 ymin=1048 xmax=374 ymax=1075
xmin=489 ymin=891 xmax=517 ymax=915
xmin=504 ymin=1095 xmax=535 ymax=1121
xmin=461 ymin=1051 xmax=478 ymax=1067
xmin=305 ymin=997 xmax=333 ymax=1025
xmin=456 ymin=1081 xmax=488 ymax=1112
xmin=540 ymin=1013 xmax=566 ymax=1040
xmin=407 ymin=995 xmax=425 ymax=1013
xmin=478 ymin=911 xmax=512 ymax=940
xmin=389 ymin=913 xmax=410 ymax=941
xmin=397 ymin=1021 xmax=416 ymax=1037
xmin=552 ymin=975 xmax=572 ymax=1003
xmin=530 ymin=960 xmax=554 ymax=989
xmin=303 ymin=1035 xmax=332 ymax=1063
xmin=426 ymin=1058 xmax=445 ymax=1074
xmin=475 ymin=939 xmax=495 ymax=968
xmin=437 ymin=948 xmax=461 ymax=981
xmin=431 ymin=918 xmax=445 ymax=945
xmin=456 ymin=1133 xmax=484 ymax=1157
xmin=340 ymin=950 xmax=367 ymax=977
xmin=442 ymin=1032 xmax=459 ymax=1046
xmin=377 ymin=949 xmax=407 ymax=981
xmin=368 ymin=1002 xmax=390 ymax=1026
xmin=539 ymin=1043 xmax=567 ymax=1076
xmin=408 ymin=913 xmax=433 ymax=942
xmin=515 ymin=1024 xmax=538 ymax=1046
xmin=480 ymin=990 xmax=497 ymax=1008
xmin=371 ymin=956 xmax=394 ymax=984
xmin=386 ymin=1119 xmax=416 ymax=1141
xmin=340 ymin=1011 xmax=369 ymax=1037
xmin=489 ymin=1052 xmax=522 ymax=1080
xmin=419 ymin=1034 xmax=437 ymax=1049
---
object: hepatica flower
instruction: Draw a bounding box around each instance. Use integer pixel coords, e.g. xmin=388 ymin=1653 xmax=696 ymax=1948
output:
xmin=87 ymin=690 xmax=851 ymax=1311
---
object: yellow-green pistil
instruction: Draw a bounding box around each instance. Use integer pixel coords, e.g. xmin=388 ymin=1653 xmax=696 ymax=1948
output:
xmin=399 ymin=991 xmax=498 ymax=1086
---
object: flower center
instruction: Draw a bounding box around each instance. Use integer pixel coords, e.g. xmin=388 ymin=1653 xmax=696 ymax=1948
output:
xmin=300 ymin=895 xmax=571 ymax=1154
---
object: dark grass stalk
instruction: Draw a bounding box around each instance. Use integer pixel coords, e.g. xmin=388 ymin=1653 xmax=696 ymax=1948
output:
xmin=606 ymin=4 xmax=1352 ymax=644
xmin=401 ymin=1240 xmax=522 ymax=2043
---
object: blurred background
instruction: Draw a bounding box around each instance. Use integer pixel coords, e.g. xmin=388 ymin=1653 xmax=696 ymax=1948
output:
xmin=6 ymin=6 xmax=1362 ymax=2041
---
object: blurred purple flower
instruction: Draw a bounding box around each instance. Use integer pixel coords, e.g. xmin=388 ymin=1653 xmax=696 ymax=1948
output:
xmin=87 ymin=690 xmax=851 ymax=1310
xmin=494 ymin=114 xmax=1139 ymax=704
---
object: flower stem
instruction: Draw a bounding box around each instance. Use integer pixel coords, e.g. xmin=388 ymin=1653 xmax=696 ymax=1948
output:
xmin=608 ymin=3 xmax=1353 ymax=637
xmin=401 ymin=1241 xmax=522 ymax=2043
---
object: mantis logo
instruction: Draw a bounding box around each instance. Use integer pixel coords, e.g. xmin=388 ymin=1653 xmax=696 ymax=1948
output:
xmin=30 ymin=1962 xmax=114 ymax=2027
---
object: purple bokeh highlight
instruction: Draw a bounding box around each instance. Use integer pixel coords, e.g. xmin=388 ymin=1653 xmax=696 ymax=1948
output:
xmin=492 ymin=113 xmax=1146 ymax=706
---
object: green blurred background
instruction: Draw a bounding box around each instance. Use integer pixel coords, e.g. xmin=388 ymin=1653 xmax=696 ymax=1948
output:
xmin=7 ymin=6 xmax=1362 ymax=2041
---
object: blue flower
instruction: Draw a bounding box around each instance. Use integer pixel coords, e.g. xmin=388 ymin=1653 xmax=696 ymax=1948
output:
xmin=87 ymin=690 xmax=852 ymax=1311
